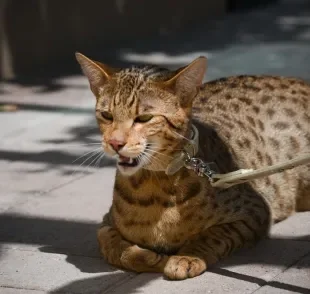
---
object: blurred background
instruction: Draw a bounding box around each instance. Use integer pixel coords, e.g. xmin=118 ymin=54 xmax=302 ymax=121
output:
xmin=3 ymin=0 xmax=310 ymax=81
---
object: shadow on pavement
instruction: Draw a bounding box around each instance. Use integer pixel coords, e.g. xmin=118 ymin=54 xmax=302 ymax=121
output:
xmin=209 ymin=267 xmax=310 ymax=294
xmin=0 ymin=149 xmax=115 ymax=167
xmin=0 ymin=214 xmax=309 ymax=292
xmin=49 ymin=272 xmax=140 ymax=294
xmin=0 ymin=113 xmax=115 ymax=171
xmin=0 ymin=102 xmax=92 ymax=114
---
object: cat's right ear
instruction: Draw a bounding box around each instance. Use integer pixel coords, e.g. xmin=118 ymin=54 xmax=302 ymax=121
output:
xmin=75 ymin=52 xmax=113 ymax=97
xmin=159 ymin=56 xmax=207 ymax=107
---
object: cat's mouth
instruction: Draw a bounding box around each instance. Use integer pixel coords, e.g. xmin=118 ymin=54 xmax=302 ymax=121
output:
xmin=118 ymin=155 xmax=139 ymax=168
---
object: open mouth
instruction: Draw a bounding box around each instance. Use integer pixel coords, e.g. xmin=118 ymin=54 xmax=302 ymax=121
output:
xmin=118 ymin=155 xmax=139 ymax=168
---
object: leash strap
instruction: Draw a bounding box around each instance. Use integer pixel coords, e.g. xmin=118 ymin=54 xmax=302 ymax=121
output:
xmin=184 ymin=153 xmax=310 ymax=189
xmin=165 ymin=124 xmax=310 ymax=189
xmin=210 ymin=153 xmax=310 ymax=189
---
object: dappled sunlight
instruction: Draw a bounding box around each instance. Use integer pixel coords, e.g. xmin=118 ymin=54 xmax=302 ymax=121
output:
xmin=0 ymin=0 xmax=310 ymax=293
xmin=121 ymin=51 xmax=213 ymax=66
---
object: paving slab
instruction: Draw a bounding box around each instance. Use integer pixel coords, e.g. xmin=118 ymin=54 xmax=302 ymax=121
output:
xmin=0 ymin=161 xmax=93 ymax=197
xmin=0 ymin=288 xmax=46 ymax=294
xmin=0 ymin=248 xmax=134 ymax=294
xmin=254 ymin=253 xmax=310 ymax=294
xmin=215 ymin=239 xmax=310 ymax=282
xmin=270 ymin=212 xmax=310 ymax=241
xmin=0 ymin=167 xmax=116 ymax=257
xmin=3 ymin=166 xmax=115 ymax=222
xmin=0 ymin=111 xmax=62 ymax=139
xmin=106 ymin=272 xmax=259 ymax=294
xmin=0 ymin=111 xmax=114 ymax=196
xmin=0 ymin=79 xmax=92 ymax=108
xmin=0 ymin=111 xmax=98 ymax=154
xmin=0 ymin=193 xmax=25 ymax=213
xmin=107 ymin=239 xmax=310 ymax=294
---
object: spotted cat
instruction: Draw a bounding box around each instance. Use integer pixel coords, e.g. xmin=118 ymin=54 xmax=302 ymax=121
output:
xmin=76 ymin=52 xmax=310 ymax=280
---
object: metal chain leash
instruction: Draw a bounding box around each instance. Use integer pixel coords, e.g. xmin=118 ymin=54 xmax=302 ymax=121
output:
xmin=183 ymin=150 xmax=310 ymax=189
xmin=183 ymin=151 xmax=218 ymax=181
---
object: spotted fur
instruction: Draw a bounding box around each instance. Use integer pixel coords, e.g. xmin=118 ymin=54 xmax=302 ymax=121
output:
xmin=76 ymin=53 xmax=310 ymax=280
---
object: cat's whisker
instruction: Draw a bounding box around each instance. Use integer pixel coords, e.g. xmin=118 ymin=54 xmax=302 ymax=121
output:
xmin=171 ymin=130 xmax=191 ymax=145
xmin=69 ymin=142 xmax=102 ymax=145
xmin=147 ymin=143 xmax=184 ymax=152
xmin=70 ymin=148 xmax=103 ymax=176
xmin=84 ymin=135 xmax=102 ymax=139
xmin=145 ymin=148 xmax=173 ymax=159
xmin=65 ymin=143 xmax=103 ymax=149
xmin=72 ymin=147 xmax=102 ymax=164
xmin=85 ymin=151 xmax=104 ymax=169
xmin=94 ymin=152 xmax=106 ymax=168
xmin=143 ymin=152 xmax=173 ymax=185
xmin=77 ymin=149 xmax=102 ymax=169
xmin=143 ymin=151 xmax=167 ymax=168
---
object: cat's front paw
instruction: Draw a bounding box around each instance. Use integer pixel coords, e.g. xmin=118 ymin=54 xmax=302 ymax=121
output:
xmin=164 ymin=255 xmax=207 ymax=280
xmin=121 ymin=245 xmax=167 ymax=273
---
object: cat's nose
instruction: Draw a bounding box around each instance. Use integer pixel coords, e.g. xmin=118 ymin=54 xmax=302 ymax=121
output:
xmin=109 ymin=139 xmax=125 ymax=152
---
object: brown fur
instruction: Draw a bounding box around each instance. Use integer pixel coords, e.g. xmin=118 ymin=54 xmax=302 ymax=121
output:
xmin=76 ymin=53 xmax=310 ymax=280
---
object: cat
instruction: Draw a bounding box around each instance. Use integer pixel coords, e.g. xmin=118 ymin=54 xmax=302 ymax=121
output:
xmin=76 ymin=52 xmax=310 ymax=280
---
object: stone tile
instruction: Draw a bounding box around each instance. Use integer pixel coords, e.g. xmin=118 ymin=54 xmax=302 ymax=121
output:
xmin=0 ymin=113 xmax=98 ymax=152
xmin=0 ymin=111 xmax=114 ymax=195
xmin=0 ymin=168 xmax=116 ymax=257
xmin=216 ymin=238 xmax=310 ymax=282
xmin=0 ymin=111 xmax=59 ymax=139
xmin=270 ymin=212 xmax=310 ymax=241
xmin=254 ymin=253 xmax=310 ymax=294
xmin=0 ymin=193 xmax=24 ymax=213
xmin=254 ymin=285 xmax=309 ymax=294
xmin=0 ymin=249 xmax=133 ymax=294
xmin=6 ymin=166 xmax=115 ymax=221
xmin=108 ymin=272 xmax=259 ymax=294
xmin=0 ymin=288 xmax=46 ymax=294
xmin=0 ymin=161 xmax=93 ymax=195
xmin=0 ymin=81 xmax=92 ymax=108
xmin=108 ymin=239 xmax=310 ymax=294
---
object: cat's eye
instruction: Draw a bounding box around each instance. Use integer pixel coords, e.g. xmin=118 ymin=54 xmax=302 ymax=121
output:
xmin=101 ymin=111 xmax=113 ymax=121
xmin=134 ymin=114 xmax=153 ymax=123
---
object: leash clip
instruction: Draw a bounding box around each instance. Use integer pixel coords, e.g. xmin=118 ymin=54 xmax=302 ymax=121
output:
xmin=184 ymin=153 xmax=218 ymax=182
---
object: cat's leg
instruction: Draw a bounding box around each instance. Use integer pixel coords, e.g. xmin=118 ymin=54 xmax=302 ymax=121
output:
xmin=97 ymin=213 xmax=169 ymax=273
xmin=164 ymin=219 xmax=269 ymax=280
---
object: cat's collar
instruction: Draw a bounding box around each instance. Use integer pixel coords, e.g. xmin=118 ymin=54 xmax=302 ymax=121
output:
xmin=165 ymin=125 xmax=199 ymax=175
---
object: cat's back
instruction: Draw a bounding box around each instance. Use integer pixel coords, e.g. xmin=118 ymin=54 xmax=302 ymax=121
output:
xmin=196 ymin=75 xmax=309 ymax=119
xmin=194 ymin=75 xmax=310 ymax=218
xmin=194 ymin=75 xmax=310 ymax=158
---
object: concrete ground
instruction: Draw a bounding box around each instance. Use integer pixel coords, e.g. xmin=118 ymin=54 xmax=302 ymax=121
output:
xmin=0 ymin=0 xmax=310 ymax=293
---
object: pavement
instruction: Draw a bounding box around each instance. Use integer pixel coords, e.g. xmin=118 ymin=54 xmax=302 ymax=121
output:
xmin=0 ymin=0 xmax=310 ymax=293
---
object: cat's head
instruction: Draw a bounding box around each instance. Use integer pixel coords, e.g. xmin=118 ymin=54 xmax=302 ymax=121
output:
xmin=76 ymin=53 xmax=206 ymax=176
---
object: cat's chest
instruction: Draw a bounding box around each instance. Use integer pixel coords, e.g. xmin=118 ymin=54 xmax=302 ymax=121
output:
xmin=112 ymin=195 xmax=206 ymax=253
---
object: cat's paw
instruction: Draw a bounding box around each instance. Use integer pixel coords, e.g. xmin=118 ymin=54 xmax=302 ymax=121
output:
xmin=121 ymin=245 xmax=167 ymax=273
xmin=164 ymin=255 xmax=207 ymax=280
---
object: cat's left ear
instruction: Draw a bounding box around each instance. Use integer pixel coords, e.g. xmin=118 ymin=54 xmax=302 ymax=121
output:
xmin=75 ymin=52 xmax=115 ymax=97
xmin=162 ymin=56 xmax=207 ymax=106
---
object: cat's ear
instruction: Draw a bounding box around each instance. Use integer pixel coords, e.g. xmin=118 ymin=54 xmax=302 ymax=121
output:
xmin=162 ymin=56 xmax=207 ymax=105
xmin=75 ymin=52 xmax=114 ymax=97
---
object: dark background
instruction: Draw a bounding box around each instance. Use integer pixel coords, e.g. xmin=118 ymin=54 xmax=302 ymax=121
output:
xmin=0 ymin=0 xmax=278 ymax=80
